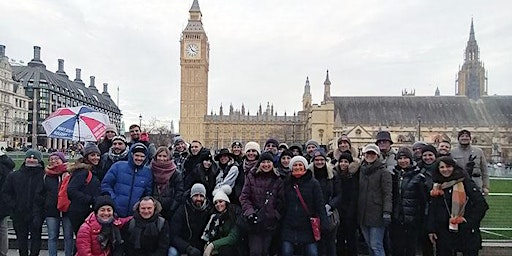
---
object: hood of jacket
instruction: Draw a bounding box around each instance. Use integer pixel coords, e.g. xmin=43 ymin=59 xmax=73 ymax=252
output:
xmin=128 ymin=143 xmax=149 ymax=167
xmin=67 ymin=159 xmax=92 ymax=173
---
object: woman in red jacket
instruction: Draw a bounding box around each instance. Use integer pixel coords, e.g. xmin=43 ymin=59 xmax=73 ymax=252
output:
xmin=76 ymin=195 xmax=131 ymax=256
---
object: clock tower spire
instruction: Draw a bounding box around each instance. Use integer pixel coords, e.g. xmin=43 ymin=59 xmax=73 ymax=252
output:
xmin=179 ymin=0 xmax=210 ymax=142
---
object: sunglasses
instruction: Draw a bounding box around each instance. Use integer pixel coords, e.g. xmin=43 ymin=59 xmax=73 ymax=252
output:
xmin=214 ymin=200 xmax=225 ymax=205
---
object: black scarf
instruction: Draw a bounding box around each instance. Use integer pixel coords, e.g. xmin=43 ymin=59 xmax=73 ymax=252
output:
xmin=97 ymin=217 xmax=124 ymax=255
xmin=130 ymin=211 xmax=160 ymax=249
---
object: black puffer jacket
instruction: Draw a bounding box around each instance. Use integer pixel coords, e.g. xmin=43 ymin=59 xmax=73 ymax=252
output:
xmin=43 ymin=172 xmax=64 ymax=218
xmin=311 ymin=164 xmax=342 ymax=210
xmin=334 ymin=165 xmax=359 ymax=220
xmin=152 ymin=171 xmax=184 ymax=220
xmin=184 ymin=162 xmax=218 ymax=202
xmin=281 ymin=170 xmax=329 ymax=244
xmin=391 ymin=165 xmax=427 ymax=226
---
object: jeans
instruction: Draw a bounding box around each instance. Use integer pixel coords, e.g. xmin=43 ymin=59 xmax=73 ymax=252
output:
xmin=0 ymin=217 xmax=7 ymax=256
xmin=281 ymin=240 xmax=318 ymax=256
xmin=360 ymin=225 xmax=386 ymax=256
xmin=46 ymin=216 xmax=74 ymax=256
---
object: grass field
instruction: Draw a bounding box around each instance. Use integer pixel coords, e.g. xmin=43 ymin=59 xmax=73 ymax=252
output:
xmin=481 ymin=178 xmax=512 ymax=240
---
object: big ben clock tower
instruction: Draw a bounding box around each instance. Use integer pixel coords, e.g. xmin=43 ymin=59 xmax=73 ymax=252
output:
xmin=179 ymin=0 xmax=209 ymax=142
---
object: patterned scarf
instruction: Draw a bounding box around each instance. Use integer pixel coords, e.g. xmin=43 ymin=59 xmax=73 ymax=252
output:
xmin=430 ymin=178 xmax=467 ymax=229
xmin=201 ymin=213 xmax=223 ymax=242
xmin=107 ymin=147 xmax=129 ymax=162
xmin=151 ymin=160 xmax=177 ymax=192
xmin=243 ymin=159 xmax=258 ymax=173
xmin=45 ymin=164 xmax=68 ymax=177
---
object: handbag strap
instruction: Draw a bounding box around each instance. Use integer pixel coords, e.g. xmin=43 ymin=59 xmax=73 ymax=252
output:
xmin=293 ymin=184 xmax=311 ymax=216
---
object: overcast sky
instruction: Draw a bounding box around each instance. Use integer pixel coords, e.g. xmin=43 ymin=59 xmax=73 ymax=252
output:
xmin=1 ymin=0 xmax=511 ymax=131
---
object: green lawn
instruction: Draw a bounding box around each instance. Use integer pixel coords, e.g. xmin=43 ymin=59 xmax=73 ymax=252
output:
xmin=480 ymin=178 xmax=512 ymax=240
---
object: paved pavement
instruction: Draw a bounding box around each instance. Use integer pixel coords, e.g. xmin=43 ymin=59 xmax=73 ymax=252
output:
xmin=7 ymin=249 xmax=64 ymax=255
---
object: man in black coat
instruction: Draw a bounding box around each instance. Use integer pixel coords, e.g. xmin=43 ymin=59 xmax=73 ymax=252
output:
xmin=0 ymin=150 xmax=15 ymax=256
xmin=2 ymin=149 xmax=45 ymax=256
xmin=170 ymin=183 xmax=212 ymax=256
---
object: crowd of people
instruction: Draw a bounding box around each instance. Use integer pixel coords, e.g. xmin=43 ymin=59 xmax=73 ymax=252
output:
xmin=0 ymin=124 xmax=490 ymax=256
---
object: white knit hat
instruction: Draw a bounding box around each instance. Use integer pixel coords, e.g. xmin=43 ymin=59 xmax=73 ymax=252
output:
xmin=244 ymin=141 xmax=261 ymax=154
xmin=289 ymin=156 xmax=308 ymax=169
xmin=212 ymin=185 xmax=231 ymax=203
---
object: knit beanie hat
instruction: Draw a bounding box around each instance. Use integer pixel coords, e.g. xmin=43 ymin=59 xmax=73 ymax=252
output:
xmin=231 ymin=141 xmax=243 ymax=148
xmin=50 ymin=152 xmax=67 ymax=163
xmin=244 ymin=141 xmax=261 ymax=154
xmin=305 ymin=139 xmax=320 ymax=149
xmin=279 ymin=150 xmax=294 ymax=160
xmin=82 ymin=142 xmax=100 ymax=156
xmin=199 ymin=152 xmax=213 ymax=162
xmin=338 ymin=152 xmax=354 ymax=163
xmin=258 ymin=152 xmax=275 ymax=166
xmin=278 ymin=143 xmax=289 ymax=150
xmin=25 ymin=149 xmax=42 ymax=162
xmin=104 ymin=124 xmax=117 ymax=135
xmin=363 ymin=144 xmax=380 ymax=155
xmin=131 ymin=143 xmax=147 ymax=155
xmin=190 ymin=183 xmax=207 ymax=198
xmin=312 ymin=148 xmax=327 ymax=160
xmin=412 ymin=141 xmax=426 ymax=150
xmin=112 ymin=135 xmax=127 ymax=145
xmin=212 ymin=185 xmax=232 ymax=203
xmin=421 ymin=144 xmax=438 ymax=156
xmin=289 ymin=156 xmax=308 ymax=169
xmin=265 ymin=138 xmax=279 ymax=147
xmin=337 ymin=135 xmax=352 ymax=147
xmin=396 ymin=147 xmax=413 ymax=161
xmin=94 ymin=195 xmax=115 ymax=214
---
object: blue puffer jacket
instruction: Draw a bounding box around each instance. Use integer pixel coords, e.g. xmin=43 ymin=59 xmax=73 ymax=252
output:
xmin=101 ymin=143 xmax=153 ymax=217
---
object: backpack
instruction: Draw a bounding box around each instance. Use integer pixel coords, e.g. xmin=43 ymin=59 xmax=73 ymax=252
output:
xmin=57 ymin=171 xmax=93 ymax=212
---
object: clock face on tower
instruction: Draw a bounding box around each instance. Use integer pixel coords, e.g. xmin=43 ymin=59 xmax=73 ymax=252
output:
xmin=186 ymin=43 xmax=199 ymax=57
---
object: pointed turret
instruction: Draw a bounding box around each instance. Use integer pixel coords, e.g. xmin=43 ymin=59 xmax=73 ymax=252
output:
xmin=456 ymin=18 xmax=487 ymax=100
xmin=219 ymin=104 xmax=223 ymax=116
xmin=241 ymin=104 xmax=245 ymax=115
xmin=302 ymin=76 xmax=312 ymax=111
xmin=323 ymin=70 xmax=332 ymax=103
xmin=435 ymin=87 xmax=440 ymax=96
xmin=184 ymin=0 xmax=204 ymax=32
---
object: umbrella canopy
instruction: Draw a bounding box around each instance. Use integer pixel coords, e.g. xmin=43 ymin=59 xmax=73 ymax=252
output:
xmin=42 ymin=106 xmax=111 ymax=142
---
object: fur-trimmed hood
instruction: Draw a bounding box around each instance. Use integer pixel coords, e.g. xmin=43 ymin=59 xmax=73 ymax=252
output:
xmin=332 ymin=147 xmax=359 ymax=162
xmin=67 ymin=159 xmax=93 ymax=173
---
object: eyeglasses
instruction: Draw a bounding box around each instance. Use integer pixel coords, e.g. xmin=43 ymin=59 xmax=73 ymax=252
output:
xmin=106 ymin=131 xmax=116 ymax=134
xmin=266 ymin=144 xmax=276 ymax=148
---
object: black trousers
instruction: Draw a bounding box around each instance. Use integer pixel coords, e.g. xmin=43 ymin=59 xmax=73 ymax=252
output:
xmin=337 ymin=218 xmax=358 ymax=256
xmin=389 ymin=223 xmax=419 ymax=256
xmin=12 ymin=218 xmax=42 ymax=256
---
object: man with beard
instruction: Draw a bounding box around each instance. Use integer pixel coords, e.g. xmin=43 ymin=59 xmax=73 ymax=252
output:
xmin=169 ymin=184 xmax=212 ymax=256
xmin=451 ymin=129 xmax=490 ymax=195
xmin=437 ymin=140 xmax=452 ymax=157
xmin=172 ymin=137 xmax=189 ymax=172
xmin=99 ymin=135 xmax=129 ymax=182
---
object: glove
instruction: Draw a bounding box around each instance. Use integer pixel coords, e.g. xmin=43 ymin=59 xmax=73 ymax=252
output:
xmin=247 ymin=213 xmax=259 ymax=224
xmin=325 ymin=204 xmax=332 ymax=216
xmin=465 ymin=155 xmax=476 ymax=175
xmin=383 ymin=212 xmax=391 ymax=226
xmin=186 ymin=245 xmax=202 ymax=256
xmin=203 ymin=242 xmax=214 ymax=256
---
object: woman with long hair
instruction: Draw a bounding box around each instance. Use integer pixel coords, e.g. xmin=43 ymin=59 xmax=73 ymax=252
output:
xmin=427 ymin=156 xmax=488 ymax=256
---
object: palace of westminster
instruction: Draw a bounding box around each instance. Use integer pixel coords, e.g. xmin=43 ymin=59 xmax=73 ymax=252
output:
xmin=1 ymin=0 xmax=511 ymax=163
xmin=178 ymin=0 xmax=512 ymax=162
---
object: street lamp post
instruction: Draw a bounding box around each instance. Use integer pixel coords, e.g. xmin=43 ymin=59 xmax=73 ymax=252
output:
xmin=417 ymin=114 xmax=422 ymax=142
xmin=139 ymin=114 xmax=142 ymax=130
